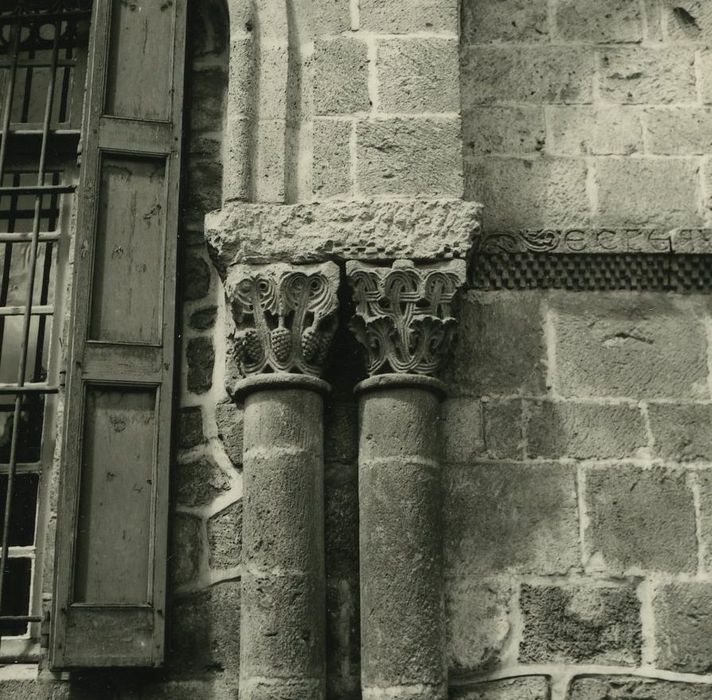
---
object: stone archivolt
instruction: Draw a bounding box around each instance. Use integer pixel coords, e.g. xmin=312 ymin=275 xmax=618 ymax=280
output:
xmin=347 ymin=259 xmax=466 ymax=377
xmin=225 ymin=262 xmax=339 ymax=377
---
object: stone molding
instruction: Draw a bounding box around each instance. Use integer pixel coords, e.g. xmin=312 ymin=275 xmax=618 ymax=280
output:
xmin=224 ymin=261 xmax=339 ymax=378
xmin=347 ymin=259 xmax=466 ymax=378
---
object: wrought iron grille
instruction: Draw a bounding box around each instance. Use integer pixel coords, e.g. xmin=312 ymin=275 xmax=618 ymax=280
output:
xmin=0 ymin=0 xmax=89 ymax=654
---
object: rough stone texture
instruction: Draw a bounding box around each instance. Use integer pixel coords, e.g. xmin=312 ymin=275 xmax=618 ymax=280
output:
xmin=182 ymin=252 xmax=211 ymax=302
xmin=178 ymin=406 xmax=204 ymax=450
xmin=554 ymin=0 xmax=644 ymax=42
xmin=446 ymin=578 xmax=513 ymax=673
xmin=444 ymin=462 xmax=580 ymax=576
xmin=646 ymin=107 xmax=712 ymax=154
xmin=462 ymin=0 xmax=548 ymax=43
xmin=599 ymin=47 xmax=697 ymax=104
xmin=695 ymin=470 xmax=712 ymax=572
xmin=583 ymin=465 xmax=697 ymax=574
xmin=359 ymin=0 xmax=458 ymax=33
xmin=186 ymin=336 xmax=215 ymax=394
xmin=170 ymin=514 xmax=203 ymax=587
xmin=568 ymin=676 xmax=712 ymax=699
xmin=442 ymin=397 xmax=484 ymax=464
xmin=551 ymin=293 xmax=710 ymax=400
xmin=446 ymin=291 xmax=547 ymax=397
xmin=176 ymin=456 xmax=231 ymax=507
xmin=525 ymin=400 xmax=647 ymax=460
xmin=312 ymin=0 xmax=351 ymax=35
xmin=167 ymin=581 xmax=241 ymax=684
xmin=325 ymin=464 xmax=359 ymax=582
xmin=313 ymin=118 xmax=352 ymax=198
xmin=462 ymin=47 xmax=594 ymax=106
xmin=377 ymin=38 xmax=459 ymax=114
xmin=482 ymin=400 xmax=523 ymax=459
xmin=205 ymin=199 xmax=481 ymax=268
xmin=215 ymin=400 xmax=244 ymax=466
xmin=665 ymin=1 xmax=712 ymax=41
xmin=654 ymin=582 xmax=712 ymax=673
xmin=466 ymin=156 xmax=590 ymax=230
xmin=520 ymin=583 xmax=641 ymax=665
xmin=189 ymin=306 xmax=217 ymax=331
xmin=357 ymin=117 xmax=463 ymax=197
xmin=207 ymin=500 xmax=242 ymax=569
xmin=648 ymin=402 xmax=712 ymax=461
xmin=596 ymin=157 xmax=701 ymax=228
xmin=313 ymin=37 xmax=369 ymax=115
xmin=464 ymin=106 xmax=546 ymax=156
xmin=450 ymin=677 xmax=550 ymax=700
xmin=324 ymin=401 xmax=358 ymax=465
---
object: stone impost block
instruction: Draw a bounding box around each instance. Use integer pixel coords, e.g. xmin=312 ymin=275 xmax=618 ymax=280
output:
xmin=205 ymin=199 xmax=481 ymax=269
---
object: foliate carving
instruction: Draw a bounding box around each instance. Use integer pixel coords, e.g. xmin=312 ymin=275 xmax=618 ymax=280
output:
xmin=225 ymin=262 xmax=339 ymax=377
xmin=346 ymin=259 xmax=466 ymax=377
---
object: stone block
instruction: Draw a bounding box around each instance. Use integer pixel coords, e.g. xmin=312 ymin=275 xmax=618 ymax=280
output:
xmin=450 ymin=677 xmax=550 ymax=700
xmin=554 ymin=0 xmax=644 ymax=42
xmin=463 ymin=106 xmax=546 ymax=156
xmin=520 ymin=583 xmax=641 ymax=665
xmin=444 ymin=462 xmax=580 ymax=576
xmin=654 ymin=582 xmax=712 ymax=673
xmin=186 ymin=336 xmax=215 ymax=394
xmin=178 ymin=406 xmax=204 ymax=450
xmin=665 ymin=1 xmax=712 ymax=41
xmin=462 ymin=0 xmax=548 ymax=43
xmin=207 ymin=500 xmax=242 ymax=569
xmin=648 ymin=403 xmax=712 ymax=461
xmin=446 ymin=578 xmax=514 ymax=674
xmin=176 ymin=456 xmax=232 ymax=507
xmin=377 ymin=38 xmax=459 ymax=114
xmin=170 ymin=513 xmax=203 ymax=587
xmin=167 ymin=581 xmax=241 ymax=681
xmin=215 ymin=400 xmax=244 ymax=466
xmin=547 ymin=106 xmax=643 ymax=155
xmin=325 ymin=464 xmax=359 ymax=581
xmin=462 ymin=47 xmax=594 ymax=106
xmin=206 ymin=199 xmax=481 ymax=268
xmin=583 ymin=465 xmax=697 ymax=574
xmin=312 ymin=118 xmax=352 ymax=199
xmin=313 ymin=37 xmax=369 ymax=115
xmin=188 ymin=67 xmax=227 ymax=133
xmin=189 ymin=306 xmax=217 ymax=330
xmin=441 ymin=397 xmax=484 ymax=464
xmin=356 ymin=117 xmax=462 ymax=197
xmin=568 ymin=676 xmax=712 ymax=699
xmin=312 ymin=0 xmax=351 ymax=35
xmin=597 ymin=157 xmax=701 ymax=228
xmin=700 ymin=48 xmax=712 ymax=104
xmin=447 ymin=291 xmax=547 ymax=397
xmin=182 ymin=251 xmax=211 ymax=302
xmin=466 ymin=156 xmax=590 ymax=230
xmin=253 ymin=118 xmax=287 ymax=204
xmin=324 ymin=401 xmax=358 ymax=464
xmin=183 ymin=160 xmax=222 ymax=221
xmin=600 ymin=47 xmax=697 ymax=104
xmin=696 ymin=471 xmax=712 ymax=571
xmin=359 ymin=0 xmax=458 ymax=33
xmin=326 ymin=579 xmax=360 ymax=695
xmin=483 ymin=399 xmax=523 ymax=459
xmin=551 ymin=292 xmax=709 ymax=399
xmin=525 ymin=400 xmax=647 ymax=460
xmin=646 ymin=107 xmax=712 ymax=154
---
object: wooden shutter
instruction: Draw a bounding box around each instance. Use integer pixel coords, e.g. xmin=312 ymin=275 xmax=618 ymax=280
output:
xmin=51 ymin=0 xmax=186 ymax=668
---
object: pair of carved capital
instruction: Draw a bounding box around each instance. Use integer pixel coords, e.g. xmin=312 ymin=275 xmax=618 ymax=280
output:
xmin=224 ymin=259 xmax=467 ymax=382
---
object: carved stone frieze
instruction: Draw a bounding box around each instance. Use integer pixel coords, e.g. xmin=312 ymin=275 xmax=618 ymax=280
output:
xmin=224 ymin=262 xmax=339 ymax=378
xmin=346 ymin=259 xmax=466 ymax=377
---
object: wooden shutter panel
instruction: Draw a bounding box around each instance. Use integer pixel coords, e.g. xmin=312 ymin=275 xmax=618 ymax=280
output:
xmin=51 ymin=0 xmax=186 ymax=668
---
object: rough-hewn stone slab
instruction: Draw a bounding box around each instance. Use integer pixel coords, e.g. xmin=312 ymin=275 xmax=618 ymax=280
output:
xmin=205 ymin=199 xmax=482 ymax=270
xmin=568 ymin=675 xmax=712 ymax=699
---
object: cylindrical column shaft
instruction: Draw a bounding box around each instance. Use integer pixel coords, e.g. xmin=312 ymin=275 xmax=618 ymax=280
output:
xmin=240 ymin=380 xmax=326 ymax=700
xmin=358 ymin=377 xmax=446 ymax=700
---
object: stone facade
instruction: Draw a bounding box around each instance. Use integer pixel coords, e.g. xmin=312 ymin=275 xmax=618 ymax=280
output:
xmin=6 ymin=1 xmax=712 ymax=700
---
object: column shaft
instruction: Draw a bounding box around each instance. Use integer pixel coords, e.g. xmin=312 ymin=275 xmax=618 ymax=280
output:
xmin=358 ymin=380 xmax=446 ymax=700
xmin=240 ymin=384 xmax=326 ymax=700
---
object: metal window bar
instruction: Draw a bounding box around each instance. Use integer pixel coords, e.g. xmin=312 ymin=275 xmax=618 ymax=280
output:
xmin=0 ymin=2 xmax=89 ymax=647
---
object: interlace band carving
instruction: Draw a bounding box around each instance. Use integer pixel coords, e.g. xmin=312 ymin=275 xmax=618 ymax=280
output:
xmin=226 ymin=262 xmax=339 ymax=377
xmin=347 ymin=259 xmax=466 ymax=377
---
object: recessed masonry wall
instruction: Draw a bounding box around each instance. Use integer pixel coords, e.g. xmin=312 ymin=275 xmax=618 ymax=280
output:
xmin=450 ymin=1 xmax=712 ymax=698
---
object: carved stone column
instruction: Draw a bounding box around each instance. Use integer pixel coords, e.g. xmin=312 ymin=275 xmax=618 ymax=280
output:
xmin=228 ymin=262 xmax=339 ymax=700
xmin=347 ymin=259 xmax=467 ymax=700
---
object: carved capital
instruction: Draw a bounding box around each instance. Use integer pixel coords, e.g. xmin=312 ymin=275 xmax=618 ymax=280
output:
xmin=224 ymin=262 xmax=340 ymax=378
xmin=346 ymin=259 xmax=466 ymax=377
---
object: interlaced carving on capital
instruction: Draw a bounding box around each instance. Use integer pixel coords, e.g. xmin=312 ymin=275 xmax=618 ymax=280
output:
xmin=225 ymin=262 xmax=340 ymax=377
xmin=346 ymin=259 xmax=467 ymax=377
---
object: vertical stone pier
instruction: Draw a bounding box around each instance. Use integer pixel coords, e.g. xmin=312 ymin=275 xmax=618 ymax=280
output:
xmin=347 ymin=259 xmax=467 ymax=700
xmin=226 ymin=262 xmax=340 ymax=700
